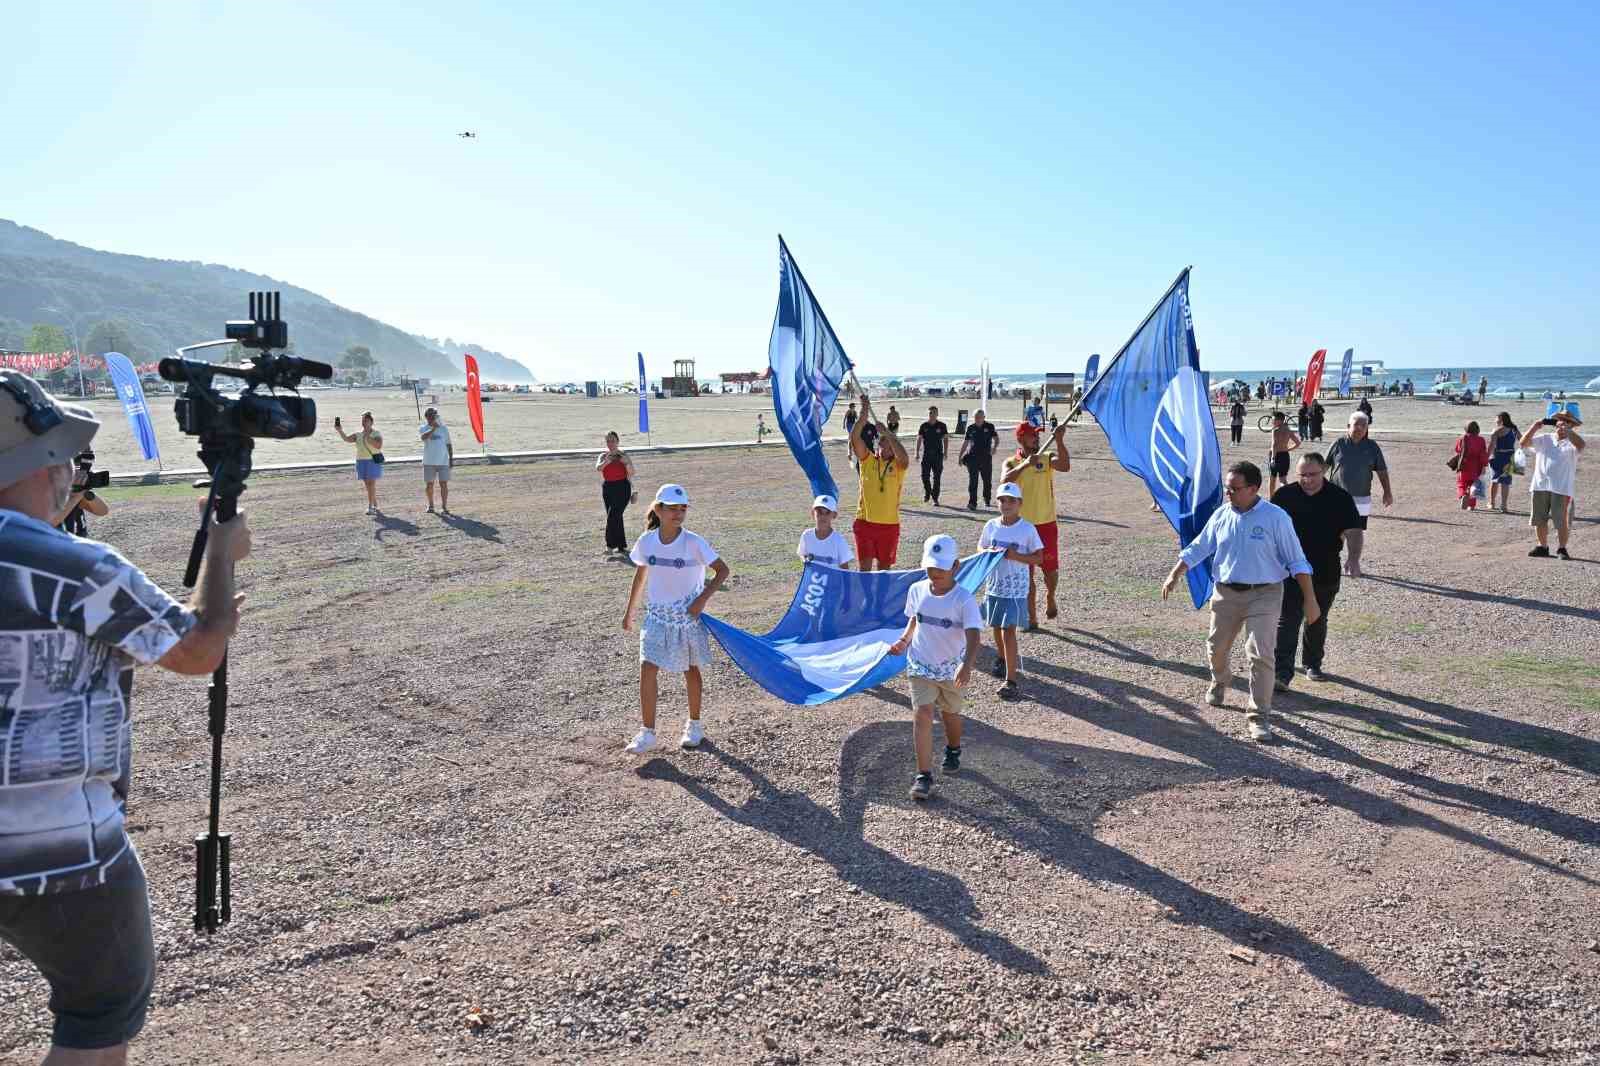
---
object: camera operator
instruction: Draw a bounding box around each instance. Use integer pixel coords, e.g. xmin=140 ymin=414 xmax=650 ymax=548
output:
xmin=0 ymin=370 xmax=250 ymax=1064
xmin=54 ymin=451 xmax=111 ymax=536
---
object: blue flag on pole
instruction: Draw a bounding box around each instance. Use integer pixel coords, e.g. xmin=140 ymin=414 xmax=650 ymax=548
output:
xmin=702 ymin=552 xmax=1004 ymax=705
xmin=768 ymin=236 xmax=854 ymax=501
xmin=637 ymin=352 xmax=649 ymax=433
xmin=103 ymin=353 xmax=160 ymax=463
xmin=1338 ymin=348 xmax=1354 ymax=396
xmin=1081 ymin=269 xmax=1221 ymax=609
xmin=1084 ymin=353 xmax=1100 ymax=388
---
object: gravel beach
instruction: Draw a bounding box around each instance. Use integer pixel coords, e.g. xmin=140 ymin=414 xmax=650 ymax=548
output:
xmin=2 ymin=416 xmax=1596 ymax=1064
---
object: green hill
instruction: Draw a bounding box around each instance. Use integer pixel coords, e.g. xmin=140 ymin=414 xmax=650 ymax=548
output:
xmin=0 ymin=220 xmax=534 ymax=383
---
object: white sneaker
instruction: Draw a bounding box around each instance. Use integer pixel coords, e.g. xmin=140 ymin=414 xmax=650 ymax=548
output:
xmin=680 ymin=720 xmax=705 ymax=750
xmin=624 ymin=728 xmax=657 ymax=755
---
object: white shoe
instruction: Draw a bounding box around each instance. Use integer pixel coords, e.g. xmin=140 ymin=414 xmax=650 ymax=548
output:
xmin=680 ymin=720 xmax=705 ymax=750
xmin=624 ymin=728 xmax=657 ymax=755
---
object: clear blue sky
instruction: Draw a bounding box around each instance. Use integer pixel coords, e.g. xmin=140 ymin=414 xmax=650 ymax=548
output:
xmin=5 ymin=1 xmax=1597 ymax=378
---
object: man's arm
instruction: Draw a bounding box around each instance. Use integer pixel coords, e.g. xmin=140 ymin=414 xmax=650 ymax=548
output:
xmin=956 ymin=628 xmax=979 ymax=687
xmin=887 ymin=618 xmax=917 ymax=655
xmin=1051 ymin=424 xmax=1070 ymax=472
xmin=888 ymin=428 xmax=910 ymax=470
xmin=79 ymin=492 xmax=110 ymax=518
xmin=849 ymin=401 xmax=871 ymax=461
xmin=1568 ymin=429 xmax=1585 ymax=452
xmin=447 ymin=441 xmax=454 ymax=466
xmin=941 ymin=427 xmax=949 ymax=462
xmin=1518 ymin=422 xmax=1541 ymax=447
xmin=1376 ymin=468 xmax=1394 ymax=506
xmin=157 ymin=515 xmax=251 ymax=676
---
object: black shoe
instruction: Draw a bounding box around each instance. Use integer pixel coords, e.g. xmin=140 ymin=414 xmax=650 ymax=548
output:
xmin=1556 ymin=547 xmax=1571 ymax=560
xmin=942 ymin=746 xmax=961 ymax=773
xmin=968 ymin=503 xmax=978 ymax=512
xmin=997 ymin=679 xmax=1021 ymax=701
xmin=1304 ymin=667 xmax=1327 ymax=682
xmin=923 ymin=493 xmax=930 ymax=502
xmin=909 ymin=773 xmax=934 ymax=801
xmin=1273 ymin=678 xmax=1290 ymax=693
xmin=1529 ymin=545 xmax=1551 ymax=557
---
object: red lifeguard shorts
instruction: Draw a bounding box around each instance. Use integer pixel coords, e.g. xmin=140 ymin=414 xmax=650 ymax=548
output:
xmin=852 ymin=518 xmax=901 ymax=568
xmin=1036 ymin=521 xmax=1060 ymax=572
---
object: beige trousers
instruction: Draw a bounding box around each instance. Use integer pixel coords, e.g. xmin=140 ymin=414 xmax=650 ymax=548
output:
xmin=1206 ymin=583 xmax=1283 ymax=717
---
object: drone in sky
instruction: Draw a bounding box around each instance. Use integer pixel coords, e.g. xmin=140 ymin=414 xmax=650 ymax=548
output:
xmin=457 ymin=130 xmax=477 ymax=139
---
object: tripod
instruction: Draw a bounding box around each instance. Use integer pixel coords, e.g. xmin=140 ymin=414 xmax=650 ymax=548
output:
xmin=185 ymin=433 xmax=253 ymax=935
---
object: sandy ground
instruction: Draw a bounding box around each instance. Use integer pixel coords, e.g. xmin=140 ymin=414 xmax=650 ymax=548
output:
xmin=75 ymin=386 xmax=1572 ymax=474
xmin=2 ymin=422 xmax=1598 ymax=1065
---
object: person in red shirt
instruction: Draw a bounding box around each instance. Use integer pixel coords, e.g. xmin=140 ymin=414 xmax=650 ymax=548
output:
xmin=596 ymin=431 xmax=638 ymax=556
xmin=1452 ymin=420 xmax=1489 ymax=511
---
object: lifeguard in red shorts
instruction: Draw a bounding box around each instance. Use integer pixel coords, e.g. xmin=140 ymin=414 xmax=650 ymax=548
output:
xmin=1001 ymin=420 xmax=1070 ymax=628
xmin=849 ymin=394 xmax=910 ymax=570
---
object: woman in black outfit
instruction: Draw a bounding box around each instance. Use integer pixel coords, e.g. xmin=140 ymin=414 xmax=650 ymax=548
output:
xmin=596 ymin=431 xmax=638 ymax=557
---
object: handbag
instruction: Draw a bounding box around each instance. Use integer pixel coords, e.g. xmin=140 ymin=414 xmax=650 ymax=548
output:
xmin=371 ymin=452 xmax=386 ymax=465
xmin=1445 ymin=438 xmax=1462 ymax=472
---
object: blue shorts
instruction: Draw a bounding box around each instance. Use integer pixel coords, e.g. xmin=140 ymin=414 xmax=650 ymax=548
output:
xmin=981 ymin=594 xmax=1027 ymax=628
xmin=355 ymin=458 xmax=383 ymax=480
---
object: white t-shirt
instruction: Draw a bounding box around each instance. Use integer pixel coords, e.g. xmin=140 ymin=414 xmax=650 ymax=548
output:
xmin=977 ymin=517 xmax=1044 ymax=599
xmin=630 ymin=529 xmax=719 ymax=605
xmin=797 ymin=528 xmax=855 ymax=568
xmin=903 ymin=580 xmax=982 ymax=680
xmin=1528 ymin=435 xmax=1580 ymax=497
xmin=419 ymin=422 xmax=452 ymax=466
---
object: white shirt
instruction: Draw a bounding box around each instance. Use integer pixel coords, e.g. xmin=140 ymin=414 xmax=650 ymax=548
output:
xmin=630 ymin=529 xmax=719 ymax=605
xmin=978 ymin=517 xmax=1044 ymax=599
xmin=1528 ymin=435 xmax=1580 ymax=497
xmin=903 ymin=580 xmax=982 ymax=680
xmin=419 ymin=422 xmax=452 ymax=466
xmin=797 ymin=528 xmax=854 ymax=568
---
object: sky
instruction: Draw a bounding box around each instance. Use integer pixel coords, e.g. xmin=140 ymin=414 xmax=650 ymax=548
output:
xmin=5 ymin=1 xmax=1598 ymax=379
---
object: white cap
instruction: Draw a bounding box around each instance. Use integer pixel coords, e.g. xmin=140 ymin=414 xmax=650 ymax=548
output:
xmin=653 ymin=483 xmax=690 ymax=506
xmin=996 ymin=482 xmax=1022 ymax=501
xmin=812 ymin=494 xmax=839 ymax=513
xmin=920 ymin=533 xmax=959 ymax=570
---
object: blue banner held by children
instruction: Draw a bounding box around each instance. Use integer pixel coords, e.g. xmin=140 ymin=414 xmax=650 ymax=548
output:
xmin=103 ymin=353 xmax=161 ymax=463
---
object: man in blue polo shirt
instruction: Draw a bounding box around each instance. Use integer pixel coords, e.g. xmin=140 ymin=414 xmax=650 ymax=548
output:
xmin=1161 ymin=460 xmax=1319 ymax=742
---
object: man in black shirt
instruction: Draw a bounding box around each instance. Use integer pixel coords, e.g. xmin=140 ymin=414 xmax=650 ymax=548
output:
xmin=1270 ymin=452 xmax=1359 ymax=688
xmin=914 ymin=406 xmax=949 ymax=505
xmin=960 ymin=409 xmax=1000 ymax=510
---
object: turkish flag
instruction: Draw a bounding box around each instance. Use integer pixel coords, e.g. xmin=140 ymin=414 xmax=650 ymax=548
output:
xmin=465 ymin=355 xmax=485 ymax=444
xmin=1301 ymin=349 xmax=1327 ymax=406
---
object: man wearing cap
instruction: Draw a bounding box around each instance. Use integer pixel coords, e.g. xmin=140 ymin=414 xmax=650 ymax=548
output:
xmin=0 ymin=370 xmax=251 ymax=1061
xmin=1324 ymin=411 xmax=1393 ymax=577
xmin=960 ymin=409 xmax=1000 ymax=510
xmin=1161 ymin=460 xmax=1319 ymax=742
xmin=1001 ymin=419 xmax=1070 ymax=628
xmin=419 ymin=407 xmax=454 ymax=515
xmin=849 ymin=395 xmax=909 ymax=571
xmin=914 ymin=405 xmax=950 ymax=506
xmin=1519 ymin=405 xmax=1584 ymax=559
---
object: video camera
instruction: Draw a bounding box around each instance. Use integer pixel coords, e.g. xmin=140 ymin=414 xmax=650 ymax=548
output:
xmin=74 ymin=449 xmax=111 ymax=490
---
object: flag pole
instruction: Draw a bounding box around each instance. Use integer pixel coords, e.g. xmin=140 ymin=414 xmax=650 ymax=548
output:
xmin=1057 ymin=266 xmax=1192 ymax=427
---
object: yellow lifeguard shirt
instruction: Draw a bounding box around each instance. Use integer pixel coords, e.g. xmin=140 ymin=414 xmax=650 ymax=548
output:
xmin=1005 ymin=450 xmax=1058 ymax=525
xmin=856 ymin=455 xmax=907 ymax=524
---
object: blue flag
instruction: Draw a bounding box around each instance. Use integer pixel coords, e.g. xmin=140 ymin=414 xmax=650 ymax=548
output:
xmin=702 ymin=552 xmax=1005 ymax=705
xmin=1338 ymin=348 xmax=1354 ymax=396
xmin=768 ymin=236 xmax=854 ymax=500
xmin=1081 ymin=269 xmax=1221 ymax=609
xmin=1084 ymin=353 xmax=1100 ymax=388
xmin=637 ymin=352 xmax=649 ymax=433
xmin=103 ymin=353 xmax=160 ymax=462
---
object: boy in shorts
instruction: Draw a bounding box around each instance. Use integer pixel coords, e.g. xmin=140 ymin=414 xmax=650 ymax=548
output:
xmin=1267 ymin=410 xmax=1300 ymax=496
xmin=888 ymin=535 xmax=982 ymax=802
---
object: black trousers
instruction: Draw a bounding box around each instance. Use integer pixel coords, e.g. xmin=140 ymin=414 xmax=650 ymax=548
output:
xmin=967 ymin=458 xmax=992 ymax=507
xmin=602 ymin=479 xmax=632 ymax=551
xmin=1276 ymin=577 xmax=1339 ymax=680
xmin=1310 ymin=420 xmax=1324 ymax=441
xmin=1230 ymin=423 xmax=1243 ymax=444
xmin=921 ymin=458 xmax=943 ymax=501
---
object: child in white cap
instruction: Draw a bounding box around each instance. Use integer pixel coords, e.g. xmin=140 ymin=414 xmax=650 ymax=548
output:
xmin=797 ymin=494 xmax=855 ymax=569
xmin=621 ymin=484 xmax=730 ymax=754
xmin=977 ymin=482 xmax=1044 ymax=699
xmin=887 ymin=534 xmax=982 ymax=802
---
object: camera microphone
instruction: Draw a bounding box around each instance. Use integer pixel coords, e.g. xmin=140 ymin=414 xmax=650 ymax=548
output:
xmin=284 ymin=356 xmax=334 ymax=381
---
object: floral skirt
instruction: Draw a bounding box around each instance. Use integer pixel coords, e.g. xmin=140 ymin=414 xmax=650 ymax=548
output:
xmin=640 ymin=597 xmax=711 ymax=672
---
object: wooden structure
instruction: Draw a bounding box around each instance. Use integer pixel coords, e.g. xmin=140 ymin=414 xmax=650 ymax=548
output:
xmin=663 ymin=358 xmax=699 ymax=397
xmin=720 ymin=371 xmax=762 ymax=392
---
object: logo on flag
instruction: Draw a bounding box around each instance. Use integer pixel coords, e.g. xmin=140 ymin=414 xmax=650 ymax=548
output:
xmin=1338 ymin=348 xmax=1354 ymax=396
xmin=103 ymin=353 xmax=161 ymax=463
xmin=1150 ymin=366 xmax=1218 ymax=519
xmin=768 ymin=236 xmax=854 ymax=501
xmin=464 ymin=355 xmax=485 ymax=444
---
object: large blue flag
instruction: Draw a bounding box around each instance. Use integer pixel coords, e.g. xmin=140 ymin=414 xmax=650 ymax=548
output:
xmin=637 ymin=352 xmax=649 ymax=433
xmin=103 ymin=352 xmax=160 ymax=462
xmin=768 ymin=236 xmax=854 ymax=500
xmin=1338 ymin=348 xmax=1354 ymax=396
xmin=1081 ymin=269 xmax=1221 ymax=609
xmin=702 ymin=552 xmax=1005 ymax=705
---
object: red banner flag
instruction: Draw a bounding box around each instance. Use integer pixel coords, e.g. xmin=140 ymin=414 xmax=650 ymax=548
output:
xmin=1301 ymin=348 xmax=1327 ymax=406
xmin=464 ymin=354 xmax=485 ymax=444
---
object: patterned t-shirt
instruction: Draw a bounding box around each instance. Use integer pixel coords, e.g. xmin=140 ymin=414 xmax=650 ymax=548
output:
xmin=0 ymin=509 xmax=195 ymax=895
xmin=977 ymin=517 xmax=1044 ymax=599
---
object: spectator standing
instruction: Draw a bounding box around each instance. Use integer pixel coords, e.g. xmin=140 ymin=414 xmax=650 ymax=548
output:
xmin=1228 ymin=398 xmax=1247 ymax=445
xmin=596 ymin=431 xmax=637 ymax=557
xmin=849 ymin=395 xmax=910 ymax=570
xmin=1266 ymin=410 xmax=1300 ymax=496
xmin=334 ymin=411 xmax=384 ymax=515
xmin=1271 ymin=453 xmax=1359 ymax=689
xmin=1357 ymin=395 xmax=1374 ymax=425
xmin=1325 ymin=412 xmax=1393 ymax=577
xmin=914 ymin=406 xmax=950 ymax=506
xmin=0 ymin=370 xmax=250 ymax=1063
xmin=960 ymin=409 xmax=1000 ymax=510
xmin=1520 ymin=408 xmax=1585 ymax=559
xmin=1161 ymin=460 xmax=1319 ymax=742
xmin=419 ymin=407 xmax=454 ymax=515
xmin=842 ymin=402 xmax=858 ymax=437
xmin=1297 ymin=402 xmax=1310 ymax=441
xmin=886 ymin=405 xmax=901 ymax=434
xmin=1309 ymin=400 xmax=1327 ymax=441
xmin=1478 ymin=376 xmax=1489 ymax=404
xmin=1488 ymin=411 xmax=1519 ymax=513
xmin=1451 ymin=421 xmax=1489 ymax=511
